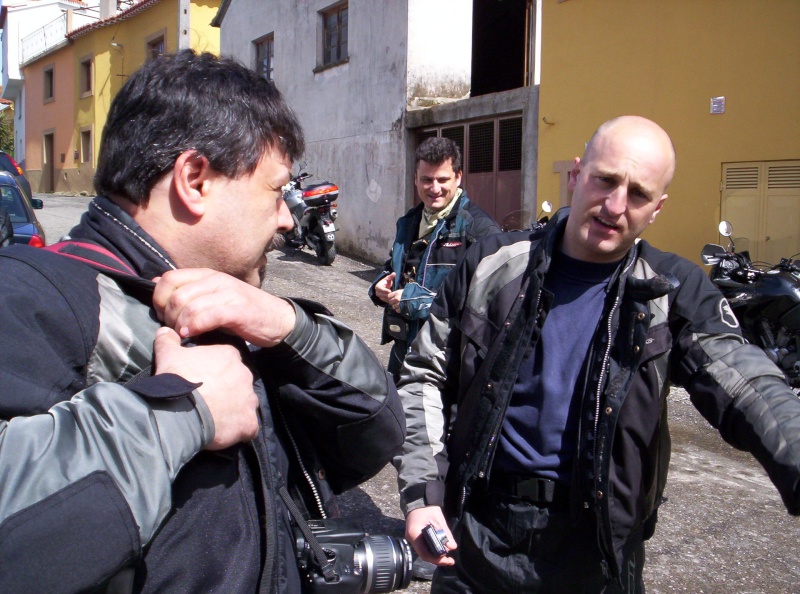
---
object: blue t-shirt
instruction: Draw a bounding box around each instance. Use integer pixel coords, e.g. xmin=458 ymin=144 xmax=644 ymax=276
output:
xmin=493 ymin=250 xmax=619 ymax=481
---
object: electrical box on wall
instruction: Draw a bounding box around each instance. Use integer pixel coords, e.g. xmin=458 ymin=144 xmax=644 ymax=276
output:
xmin=710 ymin=96 xmax=726 ymax=114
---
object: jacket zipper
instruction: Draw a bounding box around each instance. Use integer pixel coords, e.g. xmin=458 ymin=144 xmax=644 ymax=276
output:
xmin=593 ymin=294 xmax=620 ymax=572
xmin=594 ymin=295 xmax=619 ymax=442
xmin=276 ymin=401 xmax=327 ymax=518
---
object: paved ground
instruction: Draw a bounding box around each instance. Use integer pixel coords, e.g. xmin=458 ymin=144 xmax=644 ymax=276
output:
xmin=36 ymin=194 xmax=800 ymax=593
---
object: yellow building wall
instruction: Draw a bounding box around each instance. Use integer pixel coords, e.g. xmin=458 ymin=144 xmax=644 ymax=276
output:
xmin=537 ymin=0 xmax=800 ymax=263
xmin=64 ymin=0 xmax=220 ymax=193
xmin=190 ymin=0 xmax=221 ymax=55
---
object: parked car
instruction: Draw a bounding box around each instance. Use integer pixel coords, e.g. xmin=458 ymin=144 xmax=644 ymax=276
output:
xmin=0 ymin=171 xmax=46 ymax=247
xmin=0 ymin=150 xmax=32 ymax=198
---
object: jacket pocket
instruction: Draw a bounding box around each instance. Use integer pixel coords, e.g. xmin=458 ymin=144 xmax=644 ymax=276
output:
xmin=382 ymin=309 xmax=408 ymax=342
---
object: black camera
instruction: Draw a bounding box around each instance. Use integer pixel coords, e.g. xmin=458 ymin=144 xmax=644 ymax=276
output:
xmin=422 ymin=523 xmax=449 ymax=556
xmin=294 ymin=518 xmax=413 ymax=593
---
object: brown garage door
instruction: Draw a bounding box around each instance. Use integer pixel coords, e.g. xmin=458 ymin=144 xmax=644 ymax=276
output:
xmin=416 ymin=115 xmax=522 ymax=225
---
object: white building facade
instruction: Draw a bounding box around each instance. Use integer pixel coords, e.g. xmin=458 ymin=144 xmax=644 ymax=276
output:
xmin=216 ymin=0 xmax=541 ymax=262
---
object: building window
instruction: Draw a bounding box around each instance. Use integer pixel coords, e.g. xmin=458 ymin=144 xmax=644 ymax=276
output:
xmin=321 ymin=2 xmax=348 ymax=66
xmin=255 ymin=34 xmax=274 ymax=82
xmin=146 ymin=34 xmax=165 ymax=62
xmin=43 ymin=66 xmax=55 ymax=102
xmin=79 ymin=57 xmax=93 ymax=97
xmin=80 ymin=129 xmax=92 ymax=164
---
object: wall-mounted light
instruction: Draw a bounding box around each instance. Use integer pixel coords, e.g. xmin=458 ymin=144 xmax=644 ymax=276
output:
xmin=110 ymin=41 xmax=123 ymax=49
xmin=542 ymin=116 xmax=556 ymax=126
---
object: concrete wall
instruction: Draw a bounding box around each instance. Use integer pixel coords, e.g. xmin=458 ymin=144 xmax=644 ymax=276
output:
xmin=220 ymin=0 xmax=412 ymax=262
xmin=538 ymin=0 xmax=800 ymax=263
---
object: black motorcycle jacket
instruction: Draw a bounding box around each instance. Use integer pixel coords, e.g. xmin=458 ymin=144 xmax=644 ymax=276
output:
xmin=394 ymin=208 xmax=800 ymax=582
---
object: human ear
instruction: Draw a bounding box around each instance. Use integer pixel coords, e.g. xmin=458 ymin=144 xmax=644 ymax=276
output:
xmin=172 ymin=151 xmax=211 ymax=217
xmin=650 ymin=194 xmax=668 ymax=223
xmin=567 ymin=157 xmax=581 ymax=192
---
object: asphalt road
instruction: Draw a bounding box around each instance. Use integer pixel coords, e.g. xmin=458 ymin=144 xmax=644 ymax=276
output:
xmin=36 ymin=194 xmax=800 ymax=594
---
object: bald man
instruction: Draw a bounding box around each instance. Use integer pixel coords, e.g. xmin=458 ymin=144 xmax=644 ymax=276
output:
xmin=393 ymin=116 xmax=800 ymax=593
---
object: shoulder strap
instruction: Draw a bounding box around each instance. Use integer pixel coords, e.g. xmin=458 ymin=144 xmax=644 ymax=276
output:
xmin=43 ymin=240 xmax=138 ymax=278
xmin=42 ymin=240 xmax=156 ymax=299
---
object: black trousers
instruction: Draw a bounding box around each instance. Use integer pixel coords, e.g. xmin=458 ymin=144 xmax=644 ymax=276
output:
xmin=431 ymin=490 xmax=645 ymax=594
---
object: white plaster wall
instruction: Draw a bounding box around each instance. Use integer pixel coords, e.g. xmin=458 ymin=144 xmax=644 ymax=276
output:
xmin=220 ymin=0 xmax=411 ymax=262
xmin=406 ymin=0 xmax=471 ymax=104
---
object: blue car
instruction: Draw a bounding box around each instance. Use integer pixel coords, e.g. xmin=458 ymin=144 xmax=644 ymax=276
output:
xmin=0 ymin=171 xmax=46 ymax=247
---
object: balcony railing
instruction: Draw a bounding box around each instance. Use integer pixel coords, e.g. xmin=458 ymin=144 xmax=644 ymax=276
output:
xmin=21 ymin=14 xmax=68 ymax=65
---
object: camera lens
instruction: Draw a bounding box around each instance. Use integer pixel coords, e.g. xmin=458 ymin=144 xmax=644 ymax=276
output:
xmin=354 ymin=535 xmax=413 ymax=593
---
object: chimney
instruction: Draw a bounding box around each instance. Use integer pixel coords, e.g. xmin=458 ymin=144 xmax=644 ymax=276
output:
xmin=99 ymin=0 xmax=117 ymax=20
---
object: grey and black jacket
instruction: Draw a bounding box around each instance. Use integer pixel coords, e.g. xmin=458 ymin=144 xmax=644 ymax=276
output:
xmin=394 ymin=208 xmax=800 ymax=582
xmin=0 ymin=196 xmax=405 ymax=593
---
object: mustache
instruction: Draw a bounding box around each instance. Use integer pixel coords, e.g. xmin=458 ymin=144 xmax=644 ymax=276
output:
xmin=266 ymin=233 xmax=286 ymax=252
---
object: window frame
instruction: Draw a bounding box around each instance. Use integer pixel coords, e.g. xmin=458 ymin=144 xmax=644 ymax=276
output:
xmin=317 ymin=1 xmax=348 ymax=70
xmin=43 ymin=64 xmax=55 ymax=103
xmin=78 ymin=54 xmax=94 ymax=98
xmin=145 ymin=30 xmax=167 ymax=62
xmin=79 ymin=127 xmax=93 ymax=165
xmin=254 ymin=33 xmax=275 ymax=82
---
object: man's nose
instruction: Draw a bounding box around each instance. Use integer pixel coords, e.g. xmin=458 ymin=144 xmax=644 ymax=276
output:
xmin=276 ymin=197 xmax=294 ymax=232
xmin=430 ymin=181 xmax=441 ymax=194
xmin=603 ymin=187 xmax=627 ymax=216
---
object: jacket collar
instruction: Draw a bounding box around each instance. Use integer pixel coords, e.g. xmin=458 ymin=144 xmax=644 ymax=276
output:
xmin=539 ymin=207 xmax=679 ymax=300
xmin=67 ymin=196 xmax=177 ymax=281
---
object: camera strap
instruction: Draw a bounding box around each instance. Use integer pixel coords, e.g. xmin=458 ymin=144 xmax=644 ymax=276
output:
xmin=278 ymin=486 xmax=338 ymax=582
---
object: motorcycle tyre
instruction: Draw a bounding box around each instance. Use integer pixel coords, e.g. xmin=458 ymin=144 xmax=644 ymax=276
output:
xmin=314 ymin=229 xmax=336 ymax=265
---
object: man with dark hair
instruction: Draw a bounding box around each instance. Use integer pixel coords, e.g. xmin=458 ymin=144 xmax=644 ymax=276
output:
xmin=369 ymin=136 xmax=500 ymax=381
xmin=394 ymin=116 xmax=800 ymax=592
xmin=0 ymin=50 xmax=404 ymax=592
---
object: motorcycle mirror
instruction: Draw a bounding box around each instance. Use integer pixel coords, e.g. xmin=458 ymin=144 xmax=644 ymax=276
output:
xmin=718 ymin=221 xmax=733 ymax=237
xmin=540 ymin=201 xmax=553 ymax=214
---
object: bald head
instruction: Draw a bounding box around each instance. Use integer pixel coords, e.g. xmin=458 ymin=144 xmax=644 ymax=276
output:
xmin=562 ymin=116 xmax=677 ymax=263
xmin=584 ymin=116 xmax=676 ymax=192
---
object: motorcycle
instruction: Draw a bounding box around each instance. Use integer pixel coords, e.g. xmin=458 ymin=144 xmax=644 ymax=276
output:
xmin=501 ymin=200 xmax=553 ymax=232
xmin=281 ymin=164 xmax=340 ymax=265
xmin=701 ymin=221 xmax=800 ymax=390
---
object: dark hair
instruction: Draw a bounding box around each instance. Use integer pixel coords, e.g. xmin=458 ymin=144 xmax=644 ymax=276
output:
xmin=94 ymin=50 xmax=305 ymax=204
xmin=415 ymin=137 xmax=462 ymax=174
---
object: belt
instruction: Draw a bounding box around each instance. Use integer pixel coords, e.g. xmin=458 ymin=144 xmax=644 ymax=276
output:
xmin=488 ymin=472 xmax=570 ymax=507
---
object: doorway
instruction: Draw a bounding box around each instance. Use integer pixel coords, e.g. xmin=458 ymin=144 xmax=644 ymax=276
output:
xmin=42 ymin=132 xmax=55 ymax=193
